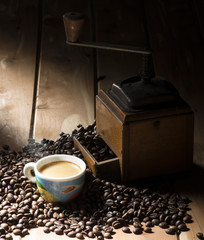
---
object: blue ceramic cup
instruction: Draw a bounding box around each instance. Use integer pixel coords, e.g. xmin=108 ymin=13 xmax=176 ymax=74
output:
xmin=23 ymin=154 xmax=86 ymax=204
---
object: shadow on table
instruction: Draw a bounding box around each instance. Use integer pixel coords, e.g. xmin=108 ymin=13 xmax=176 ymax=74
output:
xmin=127 ymin=163 xmax=204 ymax=195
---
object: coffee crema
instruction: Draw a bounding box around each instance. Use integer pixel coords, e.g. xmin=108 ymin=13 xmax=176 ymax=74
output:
xmin=39 ymin=160 xmax=81 ymax=178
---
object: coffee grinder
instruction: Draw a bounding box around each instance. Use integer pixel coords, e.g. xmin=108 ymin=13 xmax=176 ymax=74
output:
xmin=63 ymin=12 xmax=194 ymax=182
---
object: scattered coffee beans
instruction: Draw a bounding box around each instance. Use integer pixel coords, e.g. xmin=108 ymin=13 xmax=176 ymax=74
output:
xmin=0 ymin=121 xmax=194 ymax=239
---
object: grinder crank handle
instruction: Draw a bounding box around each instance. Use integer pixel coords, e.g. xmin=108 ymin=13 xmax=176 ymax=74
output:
xmin=63 ymin=12 xmax=152 ymax=55
xmin=63 ymin=12 xmax=85 ymax=43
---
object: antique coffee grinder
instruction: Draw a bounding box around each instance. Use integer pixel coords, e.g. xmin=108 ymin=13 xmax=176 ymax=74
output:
xmin=63 ymin=12 xmax=194 ymax=182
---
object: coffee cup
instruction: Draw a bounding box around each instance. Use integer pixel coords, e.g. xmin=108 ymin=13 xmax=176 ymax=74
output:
xmin=23 ymin=154 xmax=86 ymax=204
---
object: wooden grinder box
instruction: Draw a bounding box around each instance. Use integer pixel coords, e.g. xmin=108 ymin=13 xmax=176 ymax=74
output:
xmin=96 ymin=89 xmax=194 ymax=182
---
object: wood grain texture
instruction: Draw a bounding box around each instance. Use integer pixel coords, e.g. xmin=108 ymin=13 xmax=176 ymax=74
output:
xmin=127 ymin=113 xmax=193 ymax=181
xmin=0 ymin=0 xmax=39 ymax=150
xmin=175 ymin=166 xmax=204 ymax=240
xmin=94 ymin=0 xmax=148 ymax=91
xmin=144 ymin=0 xmax=204 ymax=167
xmin=12 ymin=224 xmax=178 ymax=240
xmin=179 ymin=195 xmax=204 ymax=240
xmin=96 ymin=94 xmax=123 ymax=159
xmin=34 ymin=0 xmax=94 ymax=142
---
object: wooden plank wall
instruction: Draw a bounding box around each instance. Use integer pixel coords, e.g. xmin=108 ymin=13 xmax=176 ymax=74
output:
xmin=94 ymin=0 xmax=147 ymax=90
xmin=0 ymin=0 xmax=203 ymax=169
xmin=34 ymin=0 xmax=94 ymax=142
xmin=0 ymin=0 xmax=39 ymax=150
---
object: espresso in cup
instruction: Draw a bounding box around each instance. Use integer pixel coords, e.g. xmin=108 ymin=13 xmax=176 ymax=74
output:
xmin=23 ymin=154 xmax=86 ymax=204
xmin=39 ymin=160 xmax=81 ymax=178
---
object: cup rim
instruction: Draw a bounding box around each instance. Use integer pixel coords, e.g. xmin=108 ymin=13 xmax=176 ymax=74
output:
xmin=35 ymin=154 xmax=86 ymax=182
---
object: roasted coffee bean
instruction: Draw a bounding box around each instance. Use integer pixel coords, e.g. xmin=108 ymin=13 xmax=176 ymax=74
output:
xmin=106 ymin=199 xmax=114 ymax=206
xmin=171 ymin=213 xmax=178 ymax=220
xmin=68 ymin=231 xmax=77 ymax=237
xmin=16 ymin=223 xmax=23 ymax=229
xmin=102 ymin=232 xmax=111 ymax=238
xmin=13 ymin=229 xmax=21 ymax=235
xmin=29 ymin=220 xmax=36 ymax=228
xmin=45 ymin=221 xmax=53 ymax=227
xmin=133 ymin=221 xmax=142 ymax=228
xmin=164 ymin=215 xmax=171 ymax=223
xmin=37 ymin=219 xmax=45 ymax=226
xmin=25 ymin=192 xmax=32 ymax=198
xmin=112 ymin=220 xmax=121 ymax=229
xmin=76 ymin=228 xmax=82 ymax=233
xmin=54 ymin=228 xmax=63 ymax=235
xmin=0 ymin=228 xmax=5 ymax=235
xmin=76 ymin=233 xmax=84 ymax=239
xmin=70 ymin=223 xmax=79 ymax=230
xmin=177 ymin=223 xmax=187 ymax=231
xmin=145 ymin=221 xmax=153 ymax=227
xmin=50 ymin=225 xmax=57 ymax=232
xmin=43 ymin=227 xmax=50 ymax=233
xmin=5 ymin=233 xmax=13 ymax=240
xmin=183 ymin=215 xmax=192 ymax=223
xmin=92 ymin=225 xmax=101 ymax=236
xmin=151 ymin=218 xmax=159 ymax=226
xmin=122 ymin=227 xmax=131 ymax=233
xmin=178 ymin=210 xmax=185 ymax=218
xmin=106 ymin=217 xmax=116 ymax=225
xmin=0 ymin=210 xmax=7 ymax=217
xmin=175 ymin=220 xmax=183 ymax=226
xmin=159 ymin=222 xmax=169 ymax=229
xmin=165 ymin=227 xmax=177 ymax=235
xmin=86 ymin=221 xmax=94 ymax=226
xmin=133 ymin=227 xmax=143 ymax=234
xmin=144 ymin=227 xmax=152 ymax=233
xmin=196 ymin=232 xmax=204 ymax=239
xmin=7 ymin=193 xmax=14 ymax=202
xmin=1 ymin=223 xmax=9 ymax=231
xmin=97 ymin=236 xmax=104 ymax=240
xmin=22 ymin=228 xmax=29 ymax=236
xmin=64 ymin=229 xmax=72 ymax=235
xmin=103 ymin=225 xmax=113 ymax=233
xmin=143 ymin=217 xmax=150 ymax=222
xmin=88 ymin=231 xmax=95 ymax=238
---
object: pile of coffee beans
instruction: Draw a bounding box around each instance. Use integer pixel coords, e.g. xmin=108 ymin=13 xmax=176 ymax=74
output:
xmin=73 ymin=121 xmax=116 ymax=162
xmin=0 ymin=121 xmax=194 ymax=239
